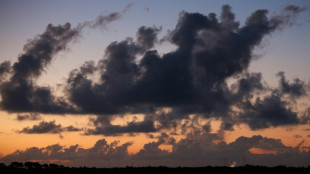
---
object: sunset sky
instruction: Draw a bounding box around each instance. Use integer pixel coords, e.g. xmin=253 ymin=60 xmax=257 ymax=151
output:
xmin=0 ymin=0 xmax=310 ymax=167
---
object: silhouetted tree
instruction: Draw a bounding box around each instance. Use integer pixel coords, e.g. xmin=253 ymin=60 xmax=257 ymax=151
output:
xmin=1 ymin=161 xmax=310 ymax=173
xmin=0 ymin=163 xmax=6 ymax=168
xmin=42 ymin=163 xmax=49 ymax=169
xmin=49 ymin=163 xmax=59 ymax=169
xmin=24 ymin=161 xmax=42 ymax=169
xmin=9 ymin=161 xmax=24 ymax=168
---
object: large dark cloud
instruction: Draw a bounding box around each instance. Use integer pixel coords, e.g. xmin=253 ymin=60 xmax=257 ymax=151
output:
xmin=0 ymin=23 xmax=78 ymax=113
xmin=0 ymin=4 xmax=134 ymax=114
xmin=57 ymin=4 xmax=310 ymax=134
xmin=0 ymin=4 xmax=308 ymax=134
xmin=67 ymin=5 xmax=288 ymax=113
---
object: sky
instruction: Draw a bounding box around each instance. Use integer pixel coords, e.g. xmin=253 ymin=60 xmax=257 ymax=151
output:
xmin=0 ymin=0 xmax=310 ymax=167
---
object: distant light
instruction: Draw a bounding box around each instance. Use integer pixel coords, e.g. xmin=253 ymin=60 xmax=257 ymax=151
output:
xmin=229 ymin=161 xmax=236 ymax=168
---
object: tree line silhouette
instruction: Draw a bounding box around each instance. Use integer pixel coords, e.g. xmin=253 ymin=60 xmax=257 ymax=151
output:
xmin=0 ymin=161 xmax=309 ymax=174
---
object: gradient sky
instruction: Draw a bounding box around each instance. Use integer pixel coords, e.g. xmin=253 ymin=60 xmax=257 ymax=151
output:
xmin=0 ymin=0 xmax=310 ymax=167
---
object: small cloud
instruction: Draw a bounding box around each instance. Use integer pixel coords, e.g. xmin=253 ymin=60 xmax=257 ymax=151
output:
xmin=64 ymin=125 xmax=83 ymax=132
xmin=16 ymin=113 xmax=41 ymax=121
xmin=19 ymin=121 xmax=62 ymax=134
xmin=147 ymin=134 xmax=155 ymax=139
xmin=284 ymin=5 xmax=307 ymax=14
xmin=144 ymin=5 xmax=150 ymax=12
xmin=19 ymin=121 xmax=83 ymax=134
xmin=294 ymin=135 xmax=302 ymax=139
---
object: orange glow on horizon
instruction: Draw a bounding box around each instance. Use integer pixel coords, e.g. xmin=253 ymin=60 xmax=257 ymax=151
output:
xmin=158 ymin=144 xmax=172 ymax=152
xmin=1 ymin=112 xmax=310 ymax=159
xmin=249 ymin=147 xmax=277 ymax=155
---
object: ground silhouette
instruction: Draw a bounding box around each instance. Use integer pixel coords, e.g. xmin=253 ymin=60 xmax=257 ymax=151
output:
xmin=0 ymin=162 xmax=309 ymax=174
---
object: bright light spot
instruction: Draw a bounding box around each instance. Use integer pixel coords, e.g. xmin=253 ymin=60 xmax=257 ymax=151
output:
xmin=229 ymin=161 xmax=236 ymax=168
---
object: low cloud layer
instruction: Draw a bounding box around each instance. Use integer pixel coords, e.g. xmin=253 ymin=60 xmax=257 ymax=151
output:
xmin=1 ymin=138 xmax=132 ymax=167
xmin=1 ymin=133 xmax=309 ymax=167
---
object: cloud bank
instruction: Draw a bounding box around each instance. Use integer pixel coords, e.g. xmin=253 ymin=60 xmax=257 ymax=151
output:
xmin=1 ymin=132 xmax=309 ymax=167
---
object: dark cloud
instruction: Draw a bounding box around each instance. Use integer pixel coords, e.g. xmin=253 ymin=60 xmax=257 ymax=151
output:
xmin=19 ymin=120 xmax=82 ymax=134
xmin=219 ymin=72 xmax=305 ymax=130
xmin=78 ymin=12 xmax=122 ymax=30
xmin=19 ymin=121 xmax=62 ymax=134
xmin=0 ymin=5 xmax=308 ymax=134
xmin=88 ymin=139 xmax=132 ymax=160
xmin=137 ymin=26 xmax=162 ymax=50
xmin=85 ymin=116 xmax=156 ymax=136
xmin=271 ymin=4 xmax=308 ymax=29
xmin=238 ymin=93 xmax=299 ymax=130
xmin=276 ymin=71 xmax=306 ymax=98
xmin=0 ymin=23 xmax=78 ymax=113
xmin=64 ymin=4 xmax=308 ymax=134
xmin=0 ymin=4 xmax=133 ymax=115
xmin=300 ymin=107 xmax=310 ymax=124
xmin=16 ymin=113 xmax=41 ymax=121
xmin=134 ymin=132 xmax=310 ymax=167
xmin=66 ymin=40 xmax=143 ymax=115
xmin=0 ymin=61 xmax=11 ymax=82
xmin=232 ymin=72 xmax=264 ymax=99
xmin=134 ymin=133 xmax=175 ymax=160
xmin=64 ymin=125 xmax=83 ymax=132
xmin=12 ymin=23 xmax=78 ymax=80
xmin=77 ymin=3 xmax=134 ymax=30
xmin=284 ymin=5 xmax=307 ymax=14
